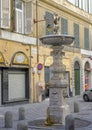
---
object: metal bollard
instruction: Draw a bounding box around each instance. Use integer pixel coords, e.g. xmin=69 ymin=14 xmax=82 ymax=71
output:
xmin=19 ymin=107 xmax=25 ymax=120
xmin=65 ymin=114 xmax=75 ymax=130
xmin=74 ymin=102 xmax=79 ymax=113
xmin=17 ymin=123 xmax=28 ymax=130
xmin=5 ymin=111 xmax=13 ymax=128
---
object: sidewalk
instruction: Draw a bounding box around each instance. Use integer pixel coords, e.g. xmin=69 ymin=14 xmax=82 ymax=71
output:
xmin=0 ymin=97 xmax=92 ymax=130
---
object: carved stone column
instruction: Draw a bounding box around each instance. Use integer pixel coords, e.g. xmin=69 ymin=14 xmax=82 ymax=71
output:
xmin=49 ymin=46 xmax=70 ymax=124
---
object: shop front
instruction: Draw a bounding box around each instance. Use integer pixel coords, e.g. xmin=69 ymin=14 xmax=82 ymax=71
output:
xmin=2 ymin=68 xmax=29 ymax=104
xmin=0 ymin=51 xmax=29 ymax=105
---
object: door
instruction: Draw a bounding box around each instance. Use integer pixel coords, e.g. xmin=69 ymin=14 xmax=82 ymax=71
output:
xmin=84 ymin=61 xmax=90 ymax=89
xmin=8 ymin=70 xmax=25 ymax=101
xmin=74 ymin=61 xmax=80 ymax=95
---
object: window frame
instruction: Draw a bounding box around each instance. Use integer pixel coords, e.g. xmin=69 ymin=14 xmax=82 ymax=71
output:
xmin=14 ymin=0 xmax=24 ymax=33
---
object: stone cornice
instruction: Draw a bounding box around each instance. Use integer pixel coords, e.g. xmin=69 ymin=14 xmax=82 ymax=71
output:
xmin=0 ymin=30 xmax=36 ymax=45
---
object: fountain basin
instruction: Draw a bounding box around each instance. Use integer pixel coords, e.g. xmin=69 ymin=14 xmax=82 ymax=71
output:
xmin=40 ymin=34 xmax=74 ymax=46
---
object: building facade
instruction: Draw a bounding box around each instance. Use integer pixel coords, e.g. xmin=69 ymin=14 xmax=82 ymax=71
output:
xmin=0 ymin=0 xmax=92 ymax=105
xmin=38 ymin=0 xmax=92 ymax=96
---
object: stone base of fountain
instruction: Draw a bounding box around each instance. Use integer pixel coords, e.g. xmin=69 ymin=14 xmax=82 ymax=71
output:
xmin=48 ymin=85 xmax=70 ymax=124
xmin=28 ymin=118 xmax=91 ymax=129
xmin=49 ymin=104 xmax=70 ymax=124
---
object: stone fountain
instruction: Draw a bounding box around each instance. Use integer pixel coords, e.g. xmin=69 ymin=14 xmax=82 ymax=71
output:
xmin=40 ymin=34 xmax=74 ymax=124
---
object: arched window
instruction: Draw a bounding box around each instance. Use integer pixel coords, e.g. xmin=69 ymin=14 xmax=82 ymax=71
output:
xmin=74 ymin=61 xmax=80 ymax=70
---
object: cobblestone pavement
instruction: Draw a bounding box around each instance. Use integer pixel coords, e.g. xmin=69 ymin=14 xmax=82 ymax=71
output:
xmin=0 ymin=96 xmax=92 ymax=130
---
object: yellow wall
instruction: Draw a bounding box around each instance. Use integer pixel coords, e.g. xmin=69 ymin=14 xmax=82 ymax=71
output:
xmin=0 ymin=0 xmax=92 ymax=102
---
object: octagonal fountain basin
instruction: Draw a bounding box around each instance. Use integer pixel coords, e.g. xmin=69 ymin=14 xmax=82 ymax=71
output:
xmin=40 ymin=34 xmax=74 ymax=46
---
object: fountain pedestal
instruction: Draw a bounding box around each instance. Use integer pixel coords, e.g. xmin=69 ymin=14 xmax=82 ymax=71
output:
xmin=49 ymin=46 xmax=70 ymax=124
xmin=40 ymin=34 xmax=74 ymax=124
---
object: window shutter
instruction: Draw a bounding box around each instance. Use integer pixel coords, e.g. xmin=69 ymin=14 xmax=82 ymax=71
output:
xmin=0 ymin=0 xmax=10 ymax=28
xmin=74 ymin=23 xmax=79 ymax=48
xmin=84 ymin=28 xmax=89 ymax=50
xmin=61 ymin=18 xmax=68 ymax=34
xmin=45 ymin=12 xmax=54 ymax=35
xmin=24 ymin=1 xmax=33 ymax=34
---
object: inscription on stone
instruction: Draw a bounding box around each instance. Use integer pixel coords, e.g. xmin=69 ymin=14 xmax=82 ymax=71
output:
xmin=50 ymin=89 xmax=60 ymax=106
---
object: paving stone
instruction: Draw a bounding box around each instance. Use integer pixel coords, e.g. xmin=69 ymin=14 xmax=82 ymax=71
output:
xmin=0 ymin=97 xmax=91 ymax=130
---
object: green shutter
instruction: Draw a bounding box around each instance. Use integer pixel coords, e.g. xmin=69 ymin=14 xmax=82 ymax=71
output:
xmin=61 ymin=18 xmax=68 ymax=34
xmin=45 ymin=12 xmax=54 ymax=35
xmin=84 ymin=28 xmax=89 ymax=50
xmin=74 ymin=23 xmax=79 ymax=48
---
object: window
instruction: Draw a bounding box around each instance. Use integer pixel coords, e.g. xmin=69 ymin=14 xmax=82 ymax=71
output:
xmin=79 ymin=0 xmax=89 ymax=13
xmin=67 ymin=0 xmax=91 ymax=14
xmin=84 ymin=28 xmax=89 ymax=50
xmin=0 ymin=0 xmax=33 ymax=34
xmin=14 ymin=0 xmax=33 ymax=34
xmin=89 ymin=0 xmax=92 ymax=14
xmin=75 ymin=0 xmax=79 ymax=7
xmin=74 ymin=23 xmax=79 ymax=48
xmin=0 ymin=0 xmax=10 ymax=28
xmin=15 ymin=0 xmax=24 ymax=33
xmin=85 ymin=0 xmax=89 ymax=12
xmin=79 ymin=0 xmax=82 ymax=8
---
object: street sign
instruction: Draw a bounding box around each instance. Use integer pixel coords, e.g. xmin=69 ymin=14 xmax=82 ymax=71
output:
xmin=37 ymin=63 xmax=43 ymax=70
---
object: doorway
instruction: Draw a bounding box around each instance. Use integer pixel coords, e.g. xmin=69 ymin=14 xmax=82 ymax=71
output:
xmin=74 ymin=61 xmax=80 ymax=95
xmin=84 ymin=62 xmax=90 ymax=89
